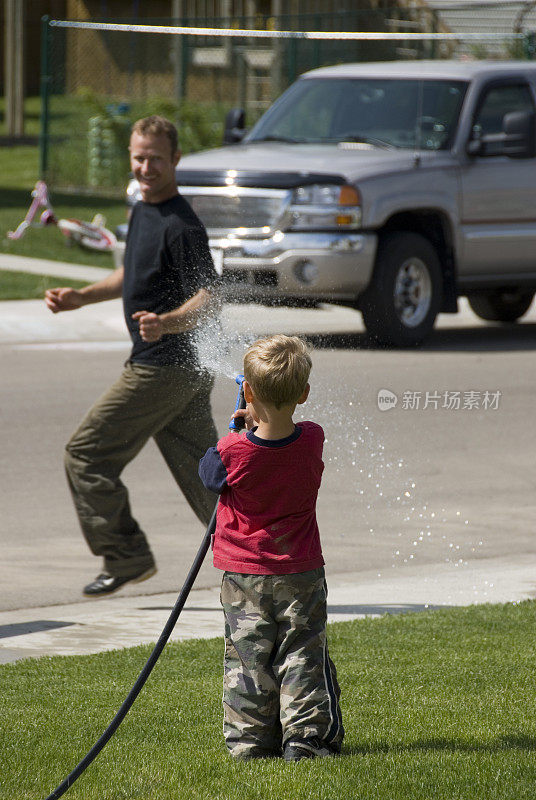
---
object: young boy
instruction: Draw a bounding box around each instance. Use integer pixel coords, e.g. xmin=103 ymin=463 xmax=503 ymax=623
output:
xmin=198 ymin=334 xmax=344 ymax=762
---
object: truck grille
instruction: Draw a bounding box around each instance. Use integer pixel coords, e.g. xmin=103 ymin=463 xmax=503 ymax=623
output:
xmin=181 ymin=187 xmax=287 ymax=234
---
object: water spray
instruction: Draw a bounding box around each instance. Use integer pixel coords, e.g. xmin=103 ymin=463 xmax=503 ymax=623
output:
xmin=41 ymin=375 xmax=246 ymax=800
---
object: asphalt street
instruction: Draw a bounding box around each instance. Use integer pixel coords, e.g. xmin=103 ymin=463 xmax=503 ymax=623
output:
xmin=2 ymin=258 xmax=536 ymax=661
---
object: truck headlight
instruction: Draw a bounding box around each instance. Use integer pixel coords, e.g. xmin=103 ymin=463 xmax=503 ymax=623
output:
xmin=288 ymin=184 xmax=361 ymax=231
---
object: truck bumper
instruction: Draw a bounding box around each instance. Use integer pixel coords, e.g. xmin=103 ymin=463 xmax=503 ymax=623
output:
xmin=113 ymin=230 xmax=377 ymax=303
xmin=210 ymin=231 xmax=377 ymax=302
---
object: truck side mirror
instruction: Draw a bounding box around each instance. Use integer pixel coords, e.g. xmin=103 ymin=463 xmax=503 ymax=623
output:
xmin=467 ymin=109 xmax=535 ymax=159
xmin=224 ymin=108 xmax=246 ymax=144
xmin=502 ymin=109 xmax=535 ymax=158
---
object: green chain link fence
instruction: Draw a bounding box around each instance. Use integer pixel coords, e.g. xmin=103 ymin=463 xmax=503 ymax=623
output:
xmin=39 ymin=7 xmax=536 ymax=196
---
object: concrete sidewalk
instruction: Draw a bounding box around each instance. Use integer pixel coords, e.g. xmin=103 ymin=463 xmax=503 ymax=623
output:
xmin=0 ymin=252 xmax=114 ymax=283
xmin=0 ymin=251 xmax=370 ymax=345
xmin=1 ymin=556 xmax=535 ymax=664
xmin=2 ymin=253 xmax=535 ymax=666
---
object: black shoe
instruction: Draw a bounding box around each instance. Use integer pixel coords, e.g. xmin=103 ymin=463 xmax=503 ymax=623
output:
xmin=283 ymin=737 xmax=334 ymax=762
xmin=83 ymin=566 xmax=157 ymax=597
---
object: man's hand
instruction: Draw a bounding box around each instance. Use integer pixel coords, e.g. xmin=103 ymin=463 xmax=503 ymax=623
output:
xmin=45 ymin=268 xmax=124 ymax=314
xmin=132 ymin=310 xmax=164 ymax=342
xmin=45 ymin=287 xmax=84 ymax=314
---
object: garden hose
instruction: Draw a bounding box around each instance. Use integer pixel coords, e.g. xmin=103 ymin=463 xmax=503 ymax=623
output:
xmin=43 ymin=504 xmax=217 ymax=800
xmin=42 ymin=376 xmax=247 ymax=800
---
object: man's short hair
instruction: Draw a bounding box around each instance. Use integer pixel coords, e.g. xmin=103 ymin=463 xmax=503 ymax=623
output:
xmin=131 ymin=115 xmax=179 ymax=156
xmin=244 ymin=334 xmax=312 ymax=409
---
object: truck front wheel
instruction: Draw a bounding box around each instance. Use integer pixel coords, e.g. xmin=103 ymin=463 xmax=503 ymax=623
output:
xmin=467 ymin=289 xmax=534 ymax=322
xmin=360 ymin=232 xmax=442 ymax=347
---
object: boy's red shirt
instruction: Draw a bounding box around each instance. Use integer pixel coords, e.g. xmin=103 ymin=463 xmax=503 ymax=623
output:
xmin=199 ymin=421 xmax=325 ymax=574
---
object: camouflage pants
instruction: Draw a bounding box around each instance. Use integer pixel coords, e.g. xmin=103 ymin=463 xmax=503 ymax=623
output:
xmin=220 ymin=568 xmax=344 ymax=758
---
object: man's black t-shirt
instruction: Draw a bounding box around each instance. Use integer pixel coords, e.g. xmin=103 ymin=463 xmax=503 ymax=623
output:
xmin=123 ymin=193 xmax=218 ymax=367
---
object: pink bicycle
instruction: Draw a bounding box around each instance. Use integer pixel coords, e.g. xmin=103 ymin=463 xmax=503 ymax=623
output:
xmin=8 ymin=181 xmax=117 ymax=252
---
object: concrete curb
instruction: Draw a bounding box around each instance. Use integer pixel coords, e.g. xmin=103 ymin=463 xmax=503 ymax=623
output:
xmin=1 ymin=556 xmax=534 ymax=664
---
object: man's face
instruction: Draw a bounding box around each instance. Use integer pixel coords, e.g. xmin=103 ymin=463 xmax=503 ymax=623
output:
xmin=129 ymin=131 xmax=180 ymax=204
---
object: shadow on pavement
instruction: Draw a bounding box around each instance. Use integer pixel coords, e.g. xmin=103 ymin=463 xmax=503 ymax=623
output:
xmin=0 ymin=620 xmax=74 ymax=639
xmin=137 ymin=603 xmax=451 ymax=615
xmin=306 ymin=321 xmax=536 ymax=353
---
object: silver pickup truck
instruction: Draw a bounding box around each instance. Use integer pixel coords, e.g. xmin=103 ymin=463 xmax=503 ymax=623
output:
xmin=125 ymin=59 xmax=536 ymax=346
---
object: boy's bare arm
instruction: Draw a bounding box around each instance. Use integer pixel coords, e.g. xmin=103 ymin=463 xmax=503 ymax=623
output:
xmin=45 ymin=267 xmax=124 ymax=313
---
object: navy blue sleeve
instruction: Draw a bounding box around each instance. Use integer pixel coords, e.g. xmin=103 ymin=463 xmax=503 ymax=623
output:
xmin=198 ymin=446 xmax=228 ymax=494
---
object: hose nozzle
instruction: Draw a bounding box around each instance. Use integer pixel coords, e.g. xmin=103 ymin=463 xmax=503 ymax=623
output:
xmin=229 ymin=374 xmax=246 ymax=431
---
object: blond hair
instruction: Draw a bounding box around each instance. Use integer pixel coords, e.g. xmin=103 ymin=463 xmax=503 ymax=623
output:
xmin=243 ymin=334 xmax=312 ymax=409
xmin=131 ymin=115 xmax=179 ymax=156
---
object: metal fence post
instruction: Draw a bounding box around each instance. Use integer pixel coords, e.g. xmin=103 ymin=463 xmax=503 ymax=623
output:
xmin=430 ymin=10 xmax=438 ymax=60
xmin=39 ymin=15 xmax=51 ymax=179
xmin=313 ymin=15 xmax=321 ymax=68
xmin=5 ymin=0 xmax=25 ymax=137
xmin=181 ymin=32 xmax=189 ymax=101
xmin=287 ymin=35 xmax=297 ymax=86
xmin=524 ymin=31 xmax=536 ymax=60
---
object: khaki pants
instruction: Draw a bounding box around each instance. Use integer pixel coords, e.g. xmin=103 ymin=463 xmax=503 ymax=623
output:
xmin=221 ymin=569 xmax=344 ymax=758
xmin=64 ymin=361 xmax=218 ymax=578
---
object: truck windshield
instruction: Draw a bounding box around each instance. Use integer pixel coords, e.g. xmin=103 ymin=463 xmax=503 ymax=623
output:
xmin=247 ymin=77 xmax=467 ymax=151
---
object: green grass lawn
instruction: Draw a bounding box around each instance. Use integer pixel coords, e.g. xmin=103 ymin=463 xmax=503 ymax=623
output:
xmin=3 ymin=601 xmax=536 ymax=800
xmin=0 ymin=269 xmax=89 ymax=300
xmin=0 ymin=95 xmax=41 ymax=138
xmin=0 ymin=161 xmax=125 ymax=270
xmin=0 ymin=94 xmax=232 ymax=280
xmin=1 ymin=98 xmax=125 ymax=271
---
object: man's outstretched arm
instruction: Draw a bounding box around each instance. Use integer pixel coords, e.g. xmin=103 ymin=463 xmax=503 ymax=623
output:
xmin=45 ymin=266 xmax=124 ymax=313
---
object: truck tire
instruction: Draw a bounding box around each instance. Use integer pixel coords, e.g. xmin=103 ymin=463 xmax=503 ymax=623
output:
xmin=360 ymin=232 xmax=442 ymax=347
xmin=467 ymin=289 xmax=534 ymax=322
